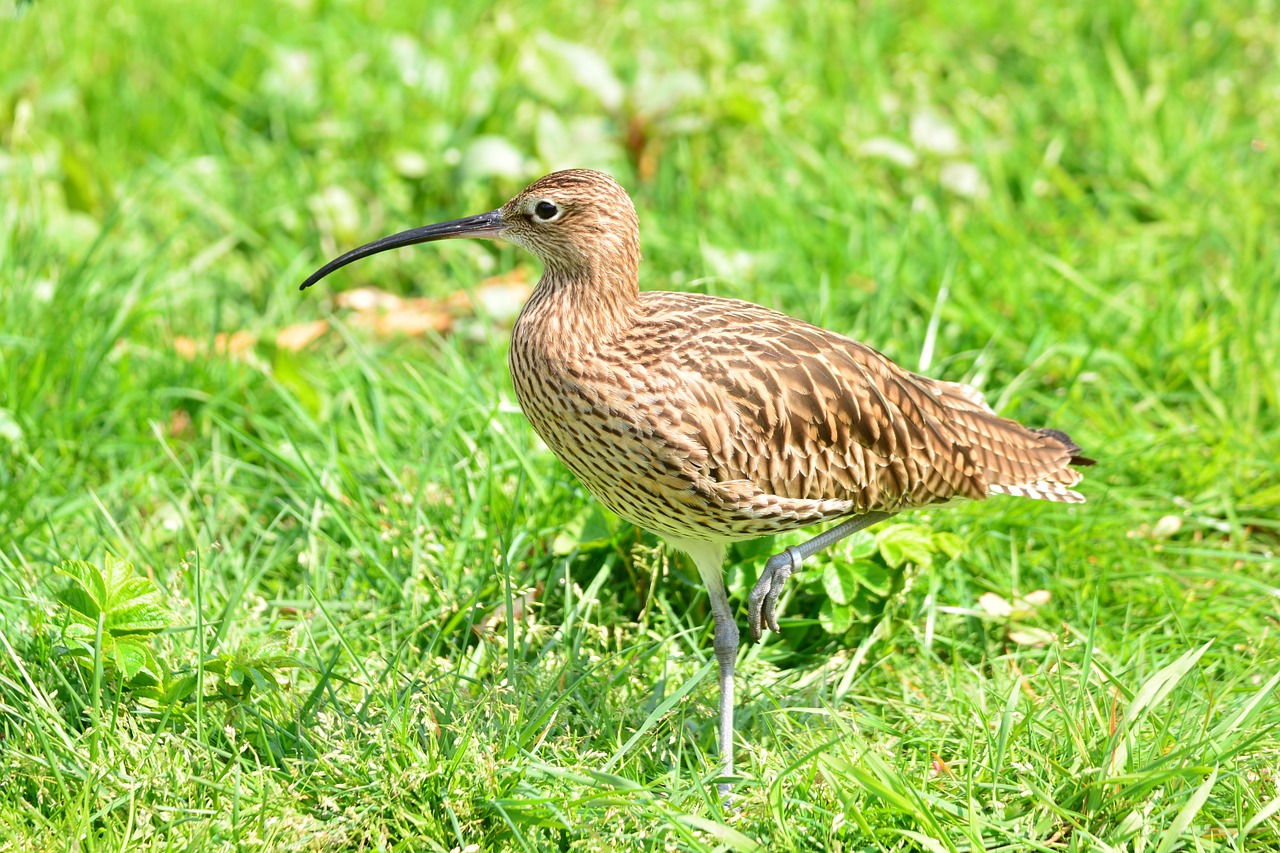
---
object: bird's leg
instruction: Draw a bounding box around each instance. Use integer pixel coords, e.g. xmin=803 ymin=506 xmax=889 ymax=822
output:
xmin=680 ymin=540 xmax=738 ymax=798
xmin=710 ymin=598 xmax=739 ymax=800
xmin=746 ymin=511 xmax=895 ymax=642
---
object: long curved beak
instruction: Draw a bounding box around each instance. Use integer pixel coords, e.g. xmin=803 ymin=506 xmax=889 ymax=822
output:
xmin=299 ymin=209 xmax=504 ymax=290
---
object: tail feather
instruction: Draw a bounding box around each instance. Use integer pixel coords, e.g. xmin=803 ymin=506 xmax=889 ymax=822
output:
xmin=1033 ymin=428 xmax=1097 ymax=467
xmin=926 ymin=379 xmax=1093 ymax=504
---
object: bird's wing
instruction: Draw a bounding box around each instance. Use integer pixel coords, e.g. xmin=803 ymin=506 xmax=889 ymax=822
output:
xmin=630 ymin=293 xmax=1085 ymax=512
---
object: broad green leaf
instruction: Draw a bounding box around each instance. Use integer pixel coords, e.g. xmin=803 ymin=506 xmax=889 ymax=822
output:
xmin=849 ymin=560 xmax=893 ymax=596
xmin=849 ymin=587 xmax=879 ymax=620
xmin=55 ymin=585 xmax=102 ymax=623
xmin=932 ymin=531 xmax=966 ymax=559
xmin=112 ymin=636 xmax=156 ymax=681
xmin=57 ymin=557 xmax=170 ymax=634
xmin=97 ymin=557 xmax=169 ymax=634
xmin=553 ymin=503 xmax=617 ymax=555
xmin=203 ymin=633 xmax=299 ymax=696
xmin=103 ymin=553 xmax=134 ymax=587
xmin=819 ymin=600 xmax=853 ymax=634
xmin=54 ymin=556 xmax=172 ymax=686
xmin=877 ymin=525 xmax=934 ymax=568
xmin=837 ymin=530 xmax=879 ymax=561
xmin=124 ymin=666 xmax=161 ymax=689
xmin=256 ymin=654 xmax=299 ymax=672
xmin=162 ymin=675 xmax=200 ymax=705
xmin=60 ymin=640 xmax=95 ymax=662
xmin=822 ymin=562 xmax=859 ymax=605
xmin=248 ymin=666 xmax=276 ymax=693
xmin=203 ymin=657 xmax=228 ymax=677
xmin=105 ymin=576 xmax=159 ymax=611
xmin=56 ymin=560 xmax=108 ymax=615
xmin=107 ymin=598 xmax=170 ymax=635
xmin=576 ymin=504 xmax=617 ymax=547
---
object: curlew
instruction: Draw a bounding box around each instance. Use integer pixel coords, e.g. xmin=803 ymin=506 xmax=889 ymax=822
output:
xmin=300 ymin=169 xmax=1093 ymax=795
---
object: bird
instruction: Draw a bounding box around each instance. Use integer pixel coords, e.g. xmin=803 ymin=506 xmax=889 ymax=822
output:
xmin=299 ymin=169 xmax=1093 ymax=796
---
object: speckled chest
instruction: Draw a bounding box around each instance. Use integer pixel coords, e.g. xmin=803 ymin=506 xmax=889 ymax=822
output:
xmin=506 ymin=327 xmax=710 ymax=539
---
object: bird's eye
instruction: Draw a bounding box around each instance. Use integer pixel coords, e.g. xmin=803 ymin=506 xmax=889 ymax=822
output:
xmin=533 ymin=200 xmax=559 ymax=221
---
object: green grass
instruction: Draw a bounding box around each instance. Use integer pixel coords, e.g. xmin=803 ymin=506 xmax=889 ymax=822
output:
xmin=2 ymin=0 xmax=1279 ymax=849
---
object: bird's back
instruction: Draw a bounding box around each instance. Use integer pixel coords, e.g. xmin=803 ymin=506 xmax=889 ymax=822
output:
xmin=510 ymin=289 xmax=1088 ymax=544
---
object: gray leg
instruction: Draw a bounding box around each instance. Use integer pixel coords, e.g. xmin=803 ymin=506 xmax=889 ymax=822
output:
xmin=671 ymin=539 xmax=738 ymax=797
xmin=747 ymin=511 xmax=895 ymax=642
xmin=710 ymin=601 xmax=739 ymax=799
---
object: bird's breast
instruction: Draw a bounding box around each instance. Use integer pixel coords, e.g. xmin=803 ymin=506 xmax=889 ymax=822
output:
xmin=516 ymin=315 xmax=800 ymax=540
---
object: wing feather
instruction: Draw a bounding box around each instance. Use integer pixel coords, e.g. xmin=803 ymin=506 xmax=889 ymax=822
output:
xmin=628 ymin=293 xmax=1088 ymax=512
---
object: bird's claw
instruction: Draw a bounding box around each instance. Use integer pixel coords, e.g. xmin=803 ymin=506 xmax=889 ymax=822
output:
xmin=746 ymin=547 xmax=803 ymax=642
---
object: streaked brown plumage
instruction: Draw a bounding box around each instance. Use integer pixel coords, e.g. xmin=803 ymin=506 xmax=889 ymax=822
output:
xmin=300 ymin=168 xmax=1092 ymax=796
xmin=515 ymin=289 xmax=1085 ymax=540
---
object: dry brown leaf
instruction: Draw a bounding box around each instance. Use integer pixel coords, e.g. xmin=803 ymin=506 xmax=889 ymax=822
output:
xmin=333 ymin=270 xmax=533 ymax=340
xmin=474 ymin=279 xmax=532 ymax=324
xmin=172 ymin=337 xmax=198 ymax=360
xmin=168 ymin=409 xmax=192 ymax=438
xmin=334 ymin=285 xmax=453 ymax=337
xmin=977 ymin=592 xmax=1013 ymax=618
xmin=445 ymin=268 xmax=533 ymax=324
xmin=219 ymin=331 xmax=256 ymax=358
xmin=1008 ymin=628 xmax=1056 ymax=647
xmin=1022 ymin=589 xmax=1051 ymax=607
xmin=351 ymin=301 xmax=454 ymax=337
xmin=335 ymin=287 xmax=406 ymax=312
xmin=276 ymin=319 xmax=330 ymax=351
xmin=173 ymin=331 xmax=256 ymax=361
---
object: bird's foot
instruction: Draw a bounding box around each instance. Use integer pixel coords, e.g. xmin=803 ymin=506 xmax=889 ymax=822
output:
xmin=746 ymin=547 xmax=803 ymax=642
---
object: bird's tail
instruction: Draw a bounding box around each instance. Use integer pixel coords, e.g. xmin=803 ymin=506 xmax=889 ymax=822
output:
xmin=1031 ymin=427 xmax=1097 ymax=467
xmin=927 ymin=379 xmax=1094 ymax=504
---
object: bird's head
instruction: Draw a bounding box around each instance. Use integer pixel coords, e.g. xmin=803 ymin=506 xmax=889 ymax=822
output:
xmin=299 ymin=169 xmax=639 ymax=291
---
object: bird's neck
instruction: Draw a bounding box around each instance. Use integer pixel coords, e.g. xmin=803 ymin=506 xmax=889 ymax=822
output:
xmin=516 ymin=261 xmax=640 ymax=353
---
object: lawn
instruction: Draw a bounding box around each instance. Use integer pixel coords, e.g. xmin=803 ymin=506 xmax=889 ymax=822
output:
xmin=2 ymin=0 xmax=1279 ymax=850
